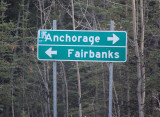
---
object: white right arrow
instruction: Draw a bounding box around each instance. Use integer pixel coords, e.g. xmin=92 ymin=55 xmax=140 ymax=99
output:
xmin=45 ymin=47 xmax=57 ymax=58
xmin=107 ymin=34 xmax=119 ymax=44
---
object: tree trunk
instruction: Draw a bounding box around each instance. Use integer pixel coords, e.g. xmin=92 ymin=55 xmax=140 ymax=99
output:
xmin=38 ymin=0 xmax=43 ymax=28
xmin=62 ymin=80 xmax=66 ymax=117
xmin=132 ymin=0 xmax=144 ymax=117
xmin=125 ymin=1 xmax=130 ymax=116
xmin=76 ymin=62 xmax=82 ymax=117
xmin=61 ymin=62 xmax=69 ymax=117
xmin=71 ymin=0 xmax=82 ymax=117
xmin=22 ymin=0 xmax=25 ymax=114
xmin=44 ymin=63 xmax=47 ymax=117
xmin=126 ymin=65 xmax=130 ymax=117
xmin=71 ymin=0 xmax=75 ymax=30
xmin=38 ymin=0 xmax=51 ymax=116
xmin=95 ymin=68 xmax=99 ymax=117
xmin=47 ymin=62 xmax=51 ymax=117
xmin=44 ymin=63 xmax=51 ymax=117
xmin=11 ymin=70 xmax=15 ymax=117
xmin=102 ymin=63 xmax=107 ymax=117
xmin=136 ymin=0 xmax=139 ymax=34
xmin=140 ymin=0 xmax=145 ymax=115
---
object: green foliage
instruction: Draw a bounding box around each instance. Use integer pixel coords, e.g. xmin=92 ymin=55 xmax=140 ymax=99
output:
xmin=0 ymin=0 xmax=160 ymax=117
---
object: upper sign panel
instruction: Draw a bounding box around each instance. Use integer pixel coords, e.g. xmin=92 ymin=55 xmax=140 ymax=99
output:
xmin=38 ymin=30 xmax=127 ymax=46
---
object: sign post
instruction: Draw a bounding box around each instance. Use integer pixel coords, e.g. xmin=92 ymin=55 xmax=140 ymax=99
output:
xmin=108 ymin=20 xmax=114 ymax=117
xmin=53 ymin=20 xmax=57 ymax=117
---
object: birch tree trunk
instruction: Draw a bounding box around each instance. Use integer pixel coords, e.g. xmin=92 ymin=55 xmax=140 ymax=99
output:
xmin=61 ymin=62 xmax=69 ymax=117
xmin=38 ymin=1 xmax=52 ymax=116
xmin=71 ymin=0 xmax=82 ymax=117
xmin=113 ymin=81 xmax=120 ymax=117
xmin=140 ymin=0 xmax=145 ymax=115
xmin=102 ymin=63 xmax=107 ymax=117
xmin=125 ymin=1 xmax=130 ymax=117
xmin=76 ymin=62 xmax=82 ymax=117
xmin=132 ymin=0 xmax=144 ymax=116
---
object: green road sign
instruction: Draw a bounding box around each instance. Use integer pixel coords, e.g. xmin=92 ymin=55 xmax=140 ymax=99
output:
xmin=37 ymin=30 xmax=127 ymax=62
xmin=38 ymin=45 xmax=126 ymax=62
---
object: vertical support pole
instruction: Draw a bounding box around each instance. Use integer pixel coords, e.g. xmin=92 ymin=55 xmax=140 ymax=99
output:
xmin=108 ymin=20 xmax=114 ymax=117
xmin=53 ymin=20 xmax=57 ymax=117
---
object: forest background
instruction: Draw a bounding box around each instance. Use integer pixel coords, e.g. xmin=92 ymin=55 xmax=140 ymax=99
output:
xmin=0 ymin=0 xmax=160 ymax=117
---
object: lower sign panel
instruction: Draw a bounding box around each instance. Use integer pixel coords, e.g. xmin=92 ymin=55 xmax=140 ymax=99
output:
xmin=38 ymin=45 xmax=127 ymax=62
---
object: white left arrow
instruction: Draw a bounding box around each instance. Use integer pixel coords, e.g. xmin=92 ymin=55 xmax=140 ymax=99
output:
xmin=107 ymin=34 xmax=119 ymax=44
xmin=45 ymin=47 xmax=57 ymax=58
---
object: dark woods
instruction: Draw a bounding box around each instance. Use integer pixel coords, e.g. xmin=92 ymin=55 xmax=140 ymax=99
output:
xmin=0 ymin=0 xmax=160 ymax=117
